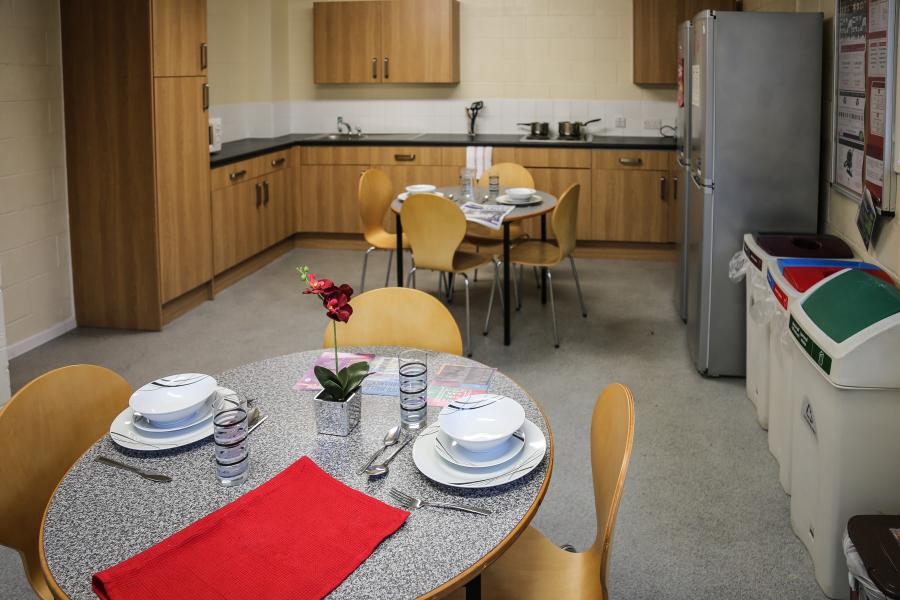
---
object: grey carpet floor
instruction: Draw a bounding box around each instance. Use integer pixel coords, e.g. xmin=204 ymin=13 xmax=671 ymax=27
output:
xmin=2 ymin=248 xmax=826 ymax=599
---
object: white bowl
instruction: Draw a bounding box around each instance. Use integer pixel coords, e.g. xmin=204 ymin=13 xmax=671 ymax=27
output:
xmin=506 ymin=187 xmax=536 ymax=202
xmin=405 ymin=184 xmax=437 ymax=194
xmin=129 ymin=373 xmax=218 ymax=425
xmin=438 ymin=394 xmax=526 ymax=453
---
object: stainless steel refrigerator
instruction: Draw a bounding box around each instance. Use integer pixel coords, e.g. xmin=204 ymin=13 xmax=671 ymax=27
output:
xmin=674 ymin=19 xmax=692 ymax=323
xmin=687 ymin=10 xmax=822 ymax=376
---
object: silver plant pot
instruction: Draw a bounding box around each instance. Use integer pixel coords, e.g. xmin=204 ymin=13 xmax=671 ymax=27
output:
xmin=313 ymin=389 xmax=361 ymax=436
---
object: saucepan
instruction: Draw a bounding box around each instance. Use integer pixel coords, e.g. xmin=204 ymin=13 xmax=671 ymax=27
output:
xmin=517 ymin=121 xmax=550 ymax=138
xmin=558 ymin=118 xmax=602 ymax=138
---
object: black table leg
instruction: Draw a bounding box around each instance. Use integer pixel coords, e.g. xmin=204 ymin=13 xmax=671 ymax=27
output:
xmin=465 ymin=575 xmax=482 ymax=600
xmin=504 ymin=222 xmax=511 ymax=346
xmin=396 ymin=214 xmax=404 ymax=287
xmin=540 ymin=214 xmax=548 ymax=305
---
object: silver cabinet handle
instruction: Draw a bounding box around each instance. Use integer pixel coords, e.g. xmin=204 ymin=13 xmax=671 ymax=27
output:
xmin=201 ymin=43 xmax=208 ymax=70
xmin=673 ymin=176 xmax=678 ymax=201
xmin=372 ymin=57 xmax=377 ymax=79
xmin=255 ymin=182 xmax=262 ymax=208
xmin=263 ymin=180 xmax=270 ymax=205
xmin=271 ymin=157 xmax=286 ymax=167
xmin=229 ymin=169 xmax=247 ymax=181
xmin=202 ymin=83 xmax=209 ymax=111
xmin=384 ymin=57 xmax=389 ymax=79
xmin=618 ymin=157 xmax=642 ymax=166
xmin=660 ymin=176 xmax=667 ymax=201
xmin=394 ymin=153 xmax=416 ymax=162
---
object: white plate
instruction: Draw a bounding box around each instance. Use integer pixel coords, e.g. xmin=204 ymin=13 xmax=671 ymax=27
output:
xmin=129 ymin=373 xmax=217 ymax=425
xmin=496 ymin=194 xmax=542 ymax=206
xmin=110 ymin=387 xmax=235 ymax=451
xmin=438 ymin=394 xmax=525 ymax=453
xmin=413 ymin=419 xmax=546 ymax=489
xmin=397 ymin=191 xmax=444 ymax=202
xmin=434 ymin=426 xmax=525 ymax=468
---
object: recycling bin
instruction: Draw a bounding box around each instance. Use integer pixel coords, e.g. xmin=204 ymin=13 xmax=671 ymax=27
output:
xmin=767 ymin=259 xmax=891 ymax=494
xmin=743 ymin=234 xmax=853 ymax=429
xmin=788 ymin=269 xmax=900 ymax=598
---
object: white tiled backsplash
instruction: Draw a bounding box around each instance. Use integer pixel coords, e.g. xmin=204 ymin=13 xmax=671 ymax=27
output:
xmin=210 ymin=99 xmax=677 ymax=144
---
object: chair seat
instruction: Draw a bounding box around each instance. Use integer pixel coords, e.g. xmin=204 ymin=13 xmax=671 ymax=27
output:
xmin=465 ymin=222 xmax=525 ymax=247
xmin=446 ymin=526 xmax=604 ymax=600
xmin=365 ymin=230 xmax=409 ymax=251
xmin=451 ymin=251 xmax=495 ymax=273
xmin=508 ymin=240 xmax=562 ymax=267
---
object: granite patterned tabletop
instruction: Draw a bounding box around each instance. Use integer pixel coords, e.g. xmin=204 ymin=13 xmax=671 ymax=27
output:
xmin=42 ymin=348 xmax=553 ymax=599
xmin=390 ymin=186 xmax=557 ymax=224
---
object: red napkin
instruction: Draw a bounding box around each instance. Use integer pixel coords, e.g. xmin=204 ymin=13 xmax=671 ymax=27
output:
xmin=93 ymin=457 xmax=409 ymax=600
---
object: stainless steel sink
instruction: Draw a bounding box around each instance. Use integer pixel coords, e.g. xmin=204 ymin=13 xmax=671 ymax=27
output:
xmin=309 ymin=132 xmax=425 ymax=141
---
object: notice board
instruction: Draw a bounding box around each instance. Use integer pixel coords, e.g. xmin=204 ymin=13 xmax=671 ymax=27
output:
xmin=833 ymin=0 xmax=896 ymax=214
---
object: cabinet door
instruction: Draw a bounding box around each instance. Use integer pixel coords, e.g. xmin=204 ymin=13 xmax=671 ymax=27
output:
xmin=154 ymin=76 xmax=212 ymax=302
xmin=152 ymin=0 xmax=207 ymax=77
xmin=382 ymin=0 xmax=459 ymax=83
xmin=314 ymin=1 xmax=382 ymax=83
xmin=299 ymin=165 xmax=365 ymax=233
xmin=521 ymin=169 xmax=593 ymax=241
xmin=260 ymin=168 xmax=293 ymax=247
xmin=212 ymin=179 xmax=264 ymax=274
xmin=633 ymin=0 xmax=679 ymax=85
xmin=592 ymin=170 xmax=671 ymax=242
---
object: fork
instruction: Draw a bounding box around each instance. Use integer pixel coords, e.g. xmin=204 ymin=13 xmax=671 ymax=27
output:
xmin=389 ymin=488 xmax=491 ymax=516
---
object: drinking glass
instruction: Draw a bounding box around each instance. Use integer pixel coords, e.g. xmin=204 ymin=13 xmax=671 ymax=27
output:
xmin=214 ymin=407 xmax=250 ymax=486
xmin=399 ymin=349 xmax=428 ymax=430
xmin=488 ymin=175 xmax=500 ymax=201
xmin=459 ymin=167 xmax=475 ymax=201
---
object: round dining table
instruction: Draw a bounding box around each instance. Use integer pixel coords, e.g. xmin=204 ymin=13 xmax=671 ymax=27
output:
xmin=391 ymin=186 xmax=558 ymax=347
xmin=41 ymin=348 xmax=553 ymax=599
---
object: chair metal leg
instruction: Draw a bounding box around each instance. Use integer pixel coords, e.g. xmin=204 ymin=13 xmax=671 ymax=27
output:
xmin=546 ymin=270 xmax=559 ymax=348
xmin=533 ymin=266 xmax=541 ymax=288
xmin=483 ymin=260 xmax=500 ymax=335
xmin=474 ymin=246 xmax=479 ymax=282
xmin=360 ymin=246 xmax=376 ymax=292
xmin=569 ymin=255 xmax=587 ymax=317
xmin=447 ymin=274 xmax=455 ymax=304
xmin=384 ymin=249 xmax=394 ymax=288
xmin=517 ymin=264 xmax=524 ymax=310
xmin=406 ymin=267 xmax=417 ymax=288
xmin=462 ymin=273 xmax=472 ymax=357
xmin=513 ymin=263 xmax=521 ymax=311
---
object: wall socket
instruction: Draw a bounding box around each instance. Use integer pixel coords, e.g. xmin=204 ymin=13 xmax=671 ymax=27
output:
xmin=614 ymin=116 xmax=626 ymax=128
xmin=643 ymin=118 xmax=662 ymax=130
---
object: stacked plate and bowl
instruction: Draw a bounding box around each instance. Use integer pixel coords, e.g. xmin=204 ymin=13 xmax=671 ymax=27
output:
xmin=109 ymin=374 xmax=235 ymax=451
xmin=412 ymin=394 xmax=547 ymax=488
xmin=496 ymin=187 xmax=542 ymax=206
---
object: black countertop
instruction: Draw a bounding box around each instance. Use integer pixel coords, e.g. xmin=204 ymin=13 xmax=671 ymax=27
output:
xmin=210 ymin=132 xmax=676 ymax=168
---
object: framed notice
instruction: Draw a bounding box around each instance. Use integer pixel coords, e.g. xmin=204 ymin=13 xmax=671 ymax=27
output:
xmin=832 ymin=0 xmax=897 ymax=214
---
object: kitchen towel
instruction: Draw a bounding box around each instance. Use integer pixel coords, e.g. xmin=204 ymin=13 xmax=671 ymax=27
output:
xmin=92 ymin=457 xmax=409 ymax=600
xmin=465 ymin=146 xmax=493 ymax=180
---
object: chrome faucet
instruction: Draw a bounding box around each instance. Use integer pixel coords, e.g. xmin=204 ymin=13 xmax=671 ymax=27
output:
xmin=336 ymin=116 xmax=363 ymax=137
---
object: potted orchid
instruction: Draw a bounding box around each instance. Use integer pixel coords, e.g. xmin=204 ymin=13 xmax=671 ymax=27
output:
xmin=298 ymin=266 xmax=369 ymax=436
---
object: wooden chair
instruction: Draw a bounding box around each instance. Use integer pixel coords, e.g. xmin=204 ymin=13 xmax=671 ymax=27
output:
xmin=358 ymin=169 xmax=410 ymax=291
xmin=465 ymin=162 xmax=532 ymax=250
xmin=486 ymin=183 xmax=587 ymax=347
xmin=0 ymin=365 xmax=132 ymax=600
xmin=452 ymin=383 xmax=635 ymax=600
xmin=324 ymin=287 xmax=464 ymax=356
xmin=400 ymin=193 xmax=499 ymax=356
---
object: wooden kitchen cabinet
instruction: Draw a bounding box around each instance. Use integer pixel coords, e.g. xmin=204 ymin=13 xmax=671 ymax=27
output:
xmin=313 ymin=0 xmax=459 ymax=84
xmin=152 ymin=0 xmax=207 ymax=77
xmin=593 ymin=170 xmax=672 ymax=243
xmin=212 ymin=179 xmax=263 ymax=274
xmin=633 ymin=0 xmax=736 ymax=85
xmin=300 ymin=165 xmax=367 ymax=233
xmin=260 ymin=168 xmax=293 ymax=247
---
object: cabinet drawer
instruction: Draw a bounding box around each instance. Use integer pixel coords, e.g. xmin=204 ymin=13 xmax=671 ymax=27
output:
xmin=592 ymin=149 xmax=671 ymax=171
xmin=372 ymin=146 xmax=442 ymax=166
xmin=515 ymin=148 xmax=590 ymax=169
xmin=211 ymin=158 xmax=260 ymax=191
xmin=301 ymin=146 xmax=372 ymax=165
xmin=254 ymin=150 xmax=291 ymax=175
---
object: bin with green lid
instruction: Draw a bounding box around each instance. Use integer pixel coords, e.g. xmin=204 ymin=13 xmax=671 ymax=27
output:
xmin=787 ymin=268 xmax=900 ymax=598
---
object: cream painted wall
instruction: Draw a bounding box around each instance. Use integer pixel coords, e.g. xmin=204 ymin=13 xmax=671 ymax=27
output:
xmin=746 ymin=0 xmax=900 ymax=278
xmin=208 ymin=0 xmax=675 ymax=103
xmin=0 ymin=0 xmax=74 ymax=360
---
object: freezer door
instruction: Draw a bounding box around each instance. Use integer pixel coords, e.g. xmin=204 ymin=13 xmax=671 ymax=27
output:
xmin=674 ymin=20 xmax=693 ymax=322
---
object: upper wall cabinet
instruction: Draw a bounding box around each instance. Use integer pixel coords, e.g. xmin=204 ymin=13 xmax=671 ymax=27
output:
xmin=152 ymin=0 xmax=207 ymax=77
xmin=313 ymin=0 xmax=460 ymax=84
xmin=633 ymin=0 xmax=736 ymax=86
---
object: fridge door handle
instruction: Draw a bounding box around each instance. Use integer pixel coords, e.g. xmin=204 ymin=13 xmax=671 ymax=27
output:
xmin=691 ymin=168 xmax=714 ymax=191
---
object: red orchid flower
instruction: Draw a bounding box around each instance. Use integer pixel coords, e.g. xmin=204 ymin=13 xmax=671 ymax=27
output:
xmin=323 ymin=291 xmax=353 ymax=322
xmin=302 ymin=273 xmax=335 ymax=296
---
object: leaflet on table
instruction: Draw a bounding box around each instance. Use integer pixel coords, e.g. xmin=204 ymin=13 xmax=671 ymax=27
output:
xmin=460 ymin=202 xmax=514 ymax=231
xmin=426 ymin=363 xmax=496 ymax=407
xmin=360 ymin=355 xmax=400 ymax=396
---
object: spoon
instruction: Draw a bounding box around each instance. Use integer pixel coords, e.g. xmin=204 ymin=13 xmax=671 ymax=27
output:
xmin=365 ymin=433 xmax=415 ymax=477
xmin=357 ymin=425 xmax=401 ymax=474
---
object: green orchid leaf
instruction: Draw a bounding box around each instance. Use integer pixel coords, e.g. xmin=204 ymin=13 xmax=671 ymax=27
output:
xmin=314 ymin=365 xmax=339 ymax=388
xmin=336 ymin=365 xmax=350 ymax=389
xmin=344 ymin=361 xmax=370 ymax=392
xmin=321 ymin=379 xmax=344 ymax=402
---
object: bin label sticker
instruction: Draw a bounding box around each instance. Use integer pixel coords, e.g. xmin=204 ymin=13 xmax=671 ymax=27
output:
xmin=789 ymin=315 xmax=833 ymax=375
xmin=801 ymin=397 xmax=817 ymax=437
xmin=767 ymin=270 xmax=788 ymax=309
xmin=744 ymin=241 xmax=762 ymax=271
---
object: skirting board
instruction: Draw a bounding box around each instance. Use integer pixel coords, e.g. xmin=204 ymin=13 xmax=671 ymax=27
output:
xmin=6 ymin=317 xmax=76 ymax=360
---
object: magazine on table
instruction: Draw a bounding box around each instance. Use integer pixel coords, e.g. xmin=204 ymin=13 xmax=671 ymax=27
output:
xmin=460 ymin=202 xmax=514 ymax=231
xmin=426 ymin=363 xmax=496 ymax=407
xmin=294 ymin=351 xmax=400 ymax=397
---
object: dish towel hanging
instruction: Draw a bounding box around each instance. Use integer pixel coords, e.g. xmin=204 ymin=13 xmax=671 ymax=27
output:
xmin=466 ymin=146 xmax=493 ymax=180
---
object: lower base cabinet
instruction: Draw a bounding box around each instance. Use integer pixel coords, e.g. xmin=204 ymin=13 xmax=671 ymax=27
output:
xmin=299 ymin=164 xmax=366 ymax=233
xmin=592 ymin=169 xmax=672 ymax=243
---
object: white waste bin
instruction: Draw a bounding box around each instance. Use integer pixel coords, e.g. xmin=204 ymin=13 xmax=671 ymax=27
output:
xmin=766 ymin=259 xmax=890 ymax=495
xmin=788 ymin=268 xmax=900 ymax=598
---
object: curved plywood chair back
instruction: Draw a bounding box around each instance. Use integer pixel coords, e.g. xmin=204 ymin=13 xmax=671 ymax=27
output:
xmin=323 ymin=287 xmax=463 ymax=355
xmin=477 ymin=162 xmax=535 ymax=189
xmin=0 ymin=365 xmax=132 ymax=599
xmin=400 ymin=194 xmax=466 ymax=272
xmin=590 ymin=382 xmax=635 ymax=596
xmin=552 ymin=183 xmax=580 ymax=259
xmin=358 ymin=168 xmax=395 ymax=242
